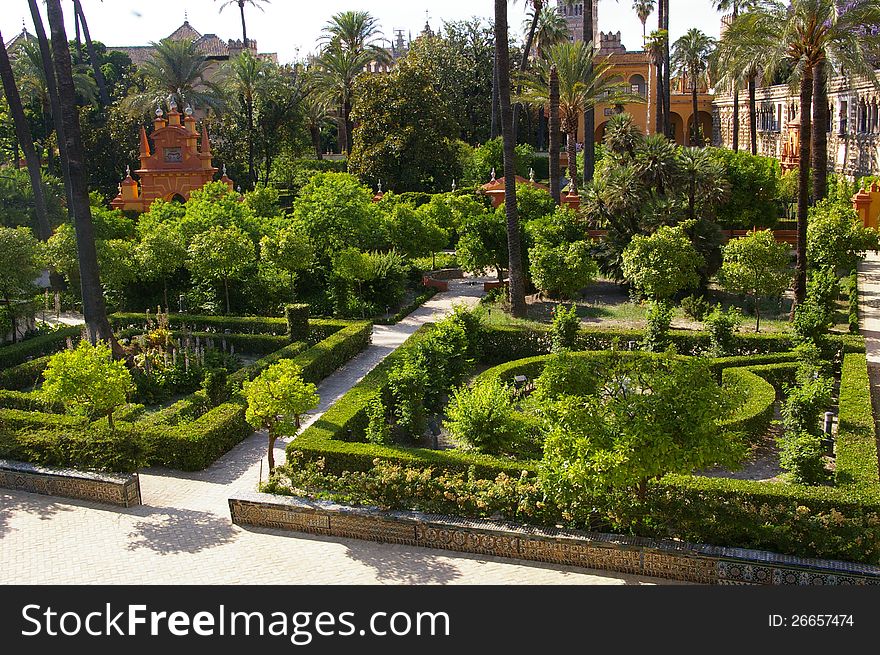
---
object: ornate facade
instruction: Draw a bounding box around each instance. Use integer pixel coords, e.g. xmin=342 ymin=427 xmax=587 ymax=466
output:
xmin=713 ymin=72 xmax=880 ymax=177
xmin=111 ymin=104 xmax=233 ymax=212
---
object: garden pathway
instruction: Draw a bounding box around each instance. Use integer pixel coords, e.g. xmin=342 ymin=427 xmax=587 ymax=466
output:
xmin=857 ymin=251 xmax=880 ymax=445
xmin=0 ymin=277 xmax=680 ymax=585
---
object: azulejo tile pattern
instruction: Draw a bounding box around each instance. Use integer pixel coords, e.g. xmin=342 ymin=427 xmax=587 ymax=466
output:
xmin=230 ymin=492 xmax=880 ymax=586
xmin=0 ymin=460 xmax=141 ymax=507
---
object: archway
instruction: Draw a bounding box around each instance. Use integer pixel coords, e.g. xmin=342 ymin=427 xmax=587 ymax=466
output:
xmin=686 ymin=111 xmax=713 ymax=146
xmin=169 ymin=193 xmax=186 ymax=203
xmin=594 ymin=121 xmax=608 ymax=144
xmin=628 ymin=74 xmax=646 ymax=97
xmin=669 ymin=112 xmax=685 ymax=145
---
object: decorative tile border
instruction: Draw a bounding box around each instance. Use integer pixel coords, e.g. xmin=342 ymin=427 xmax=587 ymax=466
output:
xmin=0 ymin=459 xmax=141 ymax=507
xmin=229 ymin=491 xmax=880 ymax=585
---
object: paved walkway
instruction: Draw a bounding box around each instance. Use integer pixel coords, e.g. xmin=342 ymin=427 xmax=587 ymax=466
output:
xmin=0 ymin=279 xmax=679 ymax=585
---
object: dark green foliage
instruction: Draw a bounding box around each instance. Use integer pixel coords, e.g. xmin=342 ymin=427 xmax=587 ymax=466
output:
xmin=0 ymin=355 xmax=52 ymax=391
xmin=285 ymin=303 xmax=310 ymax=340
xmin=708 ymin=147 xmax=781 ymax=229
xmin=534 ymin=352 xmax=600 ymax=401
xmin=201 ymin=369 xmax=230 ymax=407
xmin=778 ymin=433 xmax=829 ymax=485
xmin=835 ymin=354 xmax=879 ymax=488
xmin=365 ymin=395 xmax=392 ymax=445
xmin=550 ymin=304 xmax=579 ymax=353
xmin=681 ymin=294 xmax=711 ymax=321
xmin=642 ymin=300 xmax=673 ymax=352
xmin=704 ymin=306 xmax=741 ymax=357
xmin=0 ymin=326 xmax=82 ymax=370
xmin=387 ymin=356 xmax=428 ymax=441
xmin=843 ymin=271 xmax=860 ymax=334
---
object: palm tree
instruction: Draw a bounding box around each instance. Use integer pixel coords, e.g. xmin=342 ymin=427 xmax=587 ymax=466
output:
xmin=495 ymin=0 xmax=527 ymax=318
xmin=659 ymin=0 xmax=671 ymax=139
xmin=312 ymin=44 xmax=373 ymax=155
xmin=122 ymin=39 xmax=225 ymax=116
xmin=671 ymin=28 xmax=715 ymax=146
xmin=633 ymin=0 xmax=656 ymax=40
xmin=512 ymin=1 xmax=545 ymax=142
xmin=530 ymin=5 xmax=570 ymax=150
xmin=303 ymin=85 xmax=333 ymax=160
xmin=714 ymin=0 xmax=741 ymax=151
xmin=45 ymin=0 xmax=114 ymax=345
xmin=724 ymin=0 xmax=880 ymax=308
xmin=216 ymin=0 xmax=270 ymax=45
xmin=563 ymin=0 xmax=597 ymax=184
xmin=316 ymin=11 xmax=389 ymax=156
xmin=518 ymin=42 xmax=644 ymax=195
xmin=0 ymin=32 xmax=51 ymax=240
xmin=226 ymin=51 xmax=267 ymax=189
xmin=549 ymin=64 xmax=561 ymax=204
xmin=645 ymin=29 xmax=666 ymax=135
xmin=71 ymin=0 xmax=109 ymax=105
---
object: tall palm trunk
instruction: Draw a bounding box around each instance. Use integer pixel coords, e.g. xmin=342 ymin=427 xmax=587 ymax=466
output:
xmin=343 ymin=98 xmax=353 ymax=154
xmin=794 ymin=73 xmax=813 ymax=311
xmin=748 ymin=72 xmax=757 ymax=155
xmin=582 ymin=0 xmax=596 ymax=185
xmin=731 ymin=1 xmax=739 ymax=151
xmin=239 ymin=1 xmax=248 ymax=44
xmin=28 ymin=0 xmax=74 ymax=215
xmin=0 ymin=34 xmax=51 ymax=241
xmin=311 ymin=124 xmax=323 ymax=159
xmin=337 ymin=104 xmax=348 ymax=155
xmin=811 ymin=60 xmax=828 ymax=202
xmin=246 ymin=97 xmax=255 ymax=189
xmin=513 ymin=4 xmax=542 ymax=143
xmin=549 ymin=65 xmax=561 ymax=205
xmin=691 ymin=81 xmax=699 ymax=145
xmin=491 ymin=51 xmax=500 ymax=139
xmin=662 ymin=0 xmax=671 ymax=139
xmin=72 ymin=0 xmax=109 ymax=106
xmin=46 ymin=0 xmax=115 ymax=346
xmin=495 ymin=0 xmax=526 ymax=318
xmin=566 ymin=125 xmax=578 ymax=195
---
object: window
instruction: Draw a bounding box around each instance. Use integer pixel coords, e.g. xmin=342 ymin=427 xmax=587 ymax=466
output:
xmin=628 ymin=75 xmax=646 ymax=97
xmin=840 ymin=100 xmax=848 ymax=134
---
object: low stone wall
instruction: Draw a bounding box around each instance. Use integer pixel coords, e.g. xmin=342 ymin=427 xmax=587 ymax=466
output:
xmin=0 ymin=459 xmax=141 ymax=507
xmin=427 ymin=268 xmax=465 ymax=281
xmin=229 ymin=491 xmax=880 ymax=585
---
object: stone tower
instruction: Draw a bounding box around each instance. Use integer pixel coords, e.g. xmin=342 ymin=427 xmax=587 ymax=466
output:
xmin=555 ymin=0 xmax=600 ymax=44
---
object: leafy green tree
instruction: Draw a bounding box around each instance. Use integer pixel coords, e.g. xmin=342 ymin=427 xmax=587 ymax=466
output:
xmin=709 ymin=148 xmax=781 ymax=229
xmin=550 ymin=303 xmax=580 ymax=353
xmin=349 ymin=59 xmax=461 ymax=193
xmin=46 ymin=222 xmax=80 ymax=290
xmin=98 ymin=238 xmax=136 ymax=310
xmin=187 ymin=225 xmax=256 ymax=314
xmin=807 ymin=199 xmax=880 ymax=273
xmin=260 ymin=226 xmax=314 ymax=300
xmin=539 ymin=353 xmax=739 ymax=505
xmin=180 ymin=182 xmax=262 ymax=244
xmin=244 ymin=359 xmax=319 ymax=473
xmin=41 ymin=340 xmax=133 ymax=431
xmin=136 ymin=223 xmax=187 ymax=310
xmin=461 ymin=138 xmax=535 ymax=186
xmin=530 ymin=241 xmax=597 ymax=299
xmin=444 ymin=377 xmax=529 ymax=456
xmin=670 ymin=28 xmax=715 ymax=146
xmin=0 ymin=226 xmax=44 ymax=342
xmin=534 ymin=352 xmax=599 ymax=401
xmin=621 ymin=225 xmax=703 ymax=300
xmin=0 ymin=169 xmax=65 ymax=231
xmin=382 ymin=203 xmax=447 ymax=261
xmin=292 ymin=172 xmax=384 ymax=256
xmin=718 ymin=229 xmax=791 ymax=331
xmin=456 ymin=205 xmax=509 ymax=281
xmin=387 ymin=355 xmax=428 ymax=441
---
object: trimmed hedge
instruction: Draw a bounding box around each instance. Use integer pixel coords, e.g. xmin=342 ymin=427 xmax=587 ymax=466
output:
xmin=285 ymin=304 xmax=310 ymax=340
xmin=110 ymin=312 xmax=288 ymax=335
xmin=0 ymin=355 xmax=52 ymax=390
xmin=227 ymin=342 xmax=310 ymax=387
xmin=178 ymin=331 xmax=291 ymax=355
xmin=0 ymin=389 xmax=62 ymax=413
xmin=718 ymin=368 xmax=776 ymax=439
xmin=480 ymin=324 xmax=864 ymax=365
xmin=374 ymin=288 xmax=439 ymax=326
xmin=835 ymin=353 xmax=879 ymax=488
xmin=0 ymin=326 xmax=81 ymax=370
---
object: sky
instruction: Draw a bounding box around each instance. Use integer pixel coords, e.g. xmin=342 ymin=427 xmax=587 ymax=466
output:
xmin=2 ymin=1 xmax=724 ymax=64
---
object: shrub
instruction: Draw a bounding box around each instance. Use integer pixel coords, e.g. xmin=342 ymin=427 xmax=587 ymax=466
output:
xmin=41 ymin=341 xmax=134 ymax=431
xmin=529 ymin=241 xmax=597 ymax=299
xmin=550 ymin=304 xmax=579 ymax=353
xmin=534 ymin=352 xmax=599 ymax=401
xmin=201 ymin=368 xmax=230 ymax=407
xmin=835 ymin=353 xmax=878 ymax=488
xmin=704 ymin=306 xmax=741 ymax=357
xmin=782 ymin=375 xmax=833 ymax=437
xmin=387 ymin=355 xmax=428 ymax=441
xmin=444 ymin=377 xmax=531 ymax=456
xmin=681 ymin=294 xmax=710 ymax=322
xmin=0 ymin=325 xmax=81 ymax=370
xmin=365 ymin=395 xmax=392 ymax=445
xmin=621 ymin=225 xmax=703 ymax=300
xmin=285 ymin=303 xmax=310 ymax=340
xmin=807 ymin=267 xmax=839 ymax=318
xmin=778 ymin=432 xmax=829 ymax=485
xmin=642 ymin=300 xmax=673 ymax=352
xmin=413 ymin=315 xmax=472 ymax=406
xmin=807 ymin=198 xmax=880 ymax=272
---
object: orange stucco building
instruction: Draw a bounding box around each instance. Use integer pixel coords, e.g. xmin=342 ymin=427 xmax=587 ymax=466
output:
xmin=111 ymin=104 xmax=233 ymax=212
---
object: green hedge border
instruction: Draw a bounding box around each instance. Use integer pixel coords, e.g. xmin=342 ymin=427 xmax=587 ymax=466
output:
xmin=0 ymin=320 xmax=372 ymax=472
xmin=835 ymin=353 xmax=879 ymax=488
xmin=0 ymin=326 xmax=82 ymax=370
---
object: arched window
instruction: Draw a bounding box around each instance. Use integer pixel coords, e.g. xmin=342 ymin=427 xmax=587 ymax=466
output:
xmin=628 ymin=74 xmax=646 ymax=96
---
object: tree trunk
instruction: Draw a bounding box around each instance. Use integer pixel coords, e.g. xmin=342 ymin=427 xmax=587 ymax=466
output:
xmin=491 ymin=51 xmax=500 ymax=139
xmin=748 ymin=72 xmax=757 ymax=155
xmin=660 ymin=0 xmax=671 ymax=139
xmin=72 ymin=0 xmax=109 ymax=106
xmin=691 ymin=84 xmax=699 ymax=146
xmin=567 ymin=129 xmax=578 ymax=195
xmin=549 ymin=65 xmax=561 ymax=205
xmin=495 ymin=0 xmax=526 ymax=318
xmin=0 ymin=34 xmax=51 ymax=241
xmin=582 ymin=0 xmax=595 ymax=186
xmin=247 ymin=99 xmax=255 ymax=189
xmin=337 ymin=106 xmax=347 ymax=156
xmin=731 ymin=2 xmax=739 ymax=151
xmin=537 ymin=107 xmax=546 ymax=151
xmin=267 ymin=429 xmax=276 ymax=473
xmin=240 ymin=2 xmax=248 ymax=45
xmin=755 ymin=299 xmax=760 ymax=333
xmin=224 ymin=277 xmax=231 ymax=315
xmin=4 ymin=294 xmax=15 ymax=344
xmin=654 ymin=57 xmax=664 ymax=135
xmin=513 ymin=5 xmax=542 ymax=143
xmin=310 ymin=124 xmax=323 ymax=159
xmin=46 ymin=0 xmax=115 ymax=346
xmin=811 ymin=61 xmax=828 ymax=203
xmin=74 ymin=9 xmax=82 ymax=64
xmin=163 ymin=278 xmax=169 ymax=313
xmin=343 ymin=99 xmax=353 ymax=154
xmin=794 ymin=75 xmax=813 ymax=312
xmin=28 ymin=0 xmax=74 ymax=216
